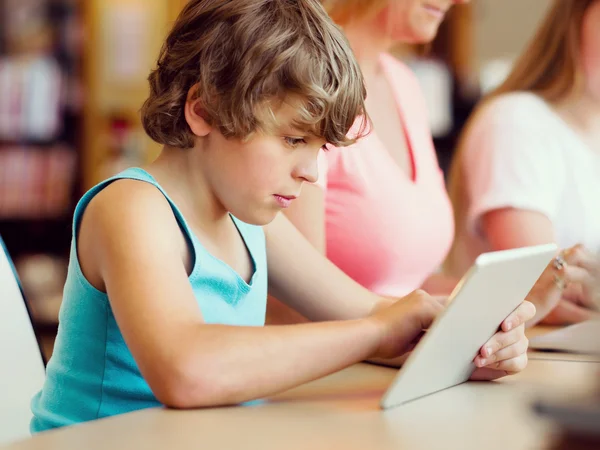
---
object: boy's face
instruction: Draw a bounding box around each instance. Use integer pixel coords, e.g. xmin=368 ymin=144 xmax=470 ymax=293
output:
xmin=203 ymin=101 xmax=325 ymax=226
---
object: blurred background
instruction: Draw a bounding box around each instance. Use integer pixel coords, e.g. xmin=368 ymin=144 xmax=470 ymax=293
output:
xmin=0 ymin=0 xmax=553 ymax=357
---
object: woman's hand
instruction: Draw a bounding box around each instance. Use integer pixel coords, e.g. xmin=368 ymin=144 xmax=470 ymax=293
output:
xmin=522 ymin=245 xmax=599 ymax=326
xmin=560 ymin=245 xmax=600 ymax=311
xmin=470 ymin=301 xmax=536 ymax=381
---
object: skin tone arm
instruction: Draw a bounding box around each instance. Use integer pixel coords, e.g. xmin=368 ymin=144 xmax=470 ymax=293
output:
xmin=268 ymin=192 xmax=381 ymax=322
xmin=266 ymin=213 xmax=535 ymax=380
xmin=482 ymin=209 xmax=556 ymax=250
xmin=266 ymin=183 xmax=326 ymax=324
xmin=273 ymin=179 xmax=535 ymax=373
xmin=270 ymin=193 xmax=415 ymax=367
xmin=80 ymin=181 xmax=533 ymax=411
xmin=482 ymin=208 xmax=600 ymax=325
xmin=78 ymin=180 xmax=446 ymax=409
xmin=284 ymin=182 xmax=326 ymax=253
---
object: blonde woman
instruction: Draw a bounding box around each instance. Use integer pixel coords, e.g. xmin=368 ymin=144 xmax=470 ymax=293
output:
xmin=447 ymin=0 xmax=600 ymax=325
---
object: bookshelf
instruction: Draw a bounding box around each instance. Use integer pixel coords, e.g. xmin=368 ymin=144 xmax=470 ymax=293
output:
xmin=0 ymin=0 xmax=83 ymax=260
xmin=0 ymin=0 xmax=84 ymax=338
xmin=0 ymin=0 xmax=185 ymax=338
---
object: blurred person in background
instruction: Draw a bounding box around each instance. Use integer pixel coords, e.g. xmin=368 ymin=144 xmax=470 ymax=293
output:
xmin=447 ymin=0 xmax=600 ymax=325
xmin=268 ymin=0 xmax=573 ymax=327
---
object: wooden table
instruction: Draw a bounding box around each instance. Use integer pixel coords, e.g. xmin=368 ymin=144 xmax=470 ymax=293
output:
xmin=4 ymin=357 xmax=599 ymax=450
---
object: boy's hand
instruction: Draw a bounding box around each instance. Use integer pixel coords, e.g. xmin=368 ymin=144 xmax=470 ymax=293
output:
xmin=368 ymin=290 xmax=445 ymax=360
xmin=470 ymin=301 xmax=536 ymax=381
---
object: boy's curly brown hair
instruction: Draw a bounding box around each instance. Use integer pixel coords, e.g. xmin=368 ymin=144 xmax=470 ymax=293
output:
xmin=141 ymin=0 xmax=368 ymax=149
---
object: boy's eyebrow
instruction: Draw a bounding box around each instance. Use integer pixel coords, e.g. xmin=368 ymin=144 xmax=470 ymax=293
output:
xmin=277 ymin=121 xmax=312 ymax=134
xmin=281 ymin=127 xmax=323 ymax=140
xmin=281 ymin=126 xmax=311 ymax=135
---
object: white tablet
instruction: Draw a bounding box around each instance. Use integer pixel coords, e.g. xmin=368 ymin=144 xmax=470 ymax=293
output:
xmin=380 ymin=243 xmax=557 ymax=409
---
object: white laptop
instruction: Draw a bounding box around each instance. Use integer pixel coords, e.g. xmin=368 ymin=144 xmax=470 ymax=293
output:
xmin=381 ymin=243 xmax=557 ymax=409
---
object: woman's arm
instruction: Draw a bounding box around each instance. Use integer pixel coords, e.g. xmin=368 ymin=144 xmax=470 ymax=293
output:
xmin=455 ymin=96 xmax=593 ymax=326
xmin=482 ymin=209 xmax=556 ymax=250
xmin=482 ymin=209 xmax=597 ymax=326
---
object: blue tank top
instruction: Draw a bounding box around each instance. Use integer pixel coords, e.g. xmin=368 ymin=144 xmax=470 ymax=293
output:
xmin=30 ymin=168 xmax=268 ymax=432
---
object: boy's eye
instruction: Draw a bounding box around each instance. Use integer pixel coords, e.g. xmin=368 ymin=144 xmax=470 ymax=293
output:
xmin=284 ymin=137 xmax=307 ymax=147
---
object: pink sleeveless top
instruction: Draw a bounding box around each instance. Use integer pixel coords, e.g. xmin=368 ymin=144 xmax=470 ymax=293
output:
xmin=321 ymin=54 xmax=454 ymax=297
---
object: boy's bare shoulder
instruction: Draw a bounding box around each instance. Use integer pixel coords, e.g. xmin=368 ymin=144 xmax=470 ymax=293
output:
xmin=82 ymin=178 xmax=179 ymax=238
xmin=77 ymin=179 xmax=186 ymax=291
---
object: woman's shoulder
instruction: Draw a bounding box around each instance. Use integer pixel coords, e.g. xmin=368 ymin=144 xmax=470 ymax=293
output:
xmin=464 ymin=92 xmax=559 ymax=146
xmin=478 ymin=91 xmax=553 ymax=123
xmin=462 ymin=92 xmax=565 ymax=166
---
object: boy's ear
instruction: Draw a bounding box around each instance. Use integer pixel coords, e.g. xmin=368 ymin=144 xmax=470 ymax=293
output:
xmin=184 ymin=84 xmax=212 ymax=137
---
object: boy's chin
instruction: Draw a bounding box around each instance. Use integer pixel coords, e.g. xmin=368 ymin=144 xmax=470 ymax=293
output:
xmin=231 ymin=208 xmax=280 ymax=226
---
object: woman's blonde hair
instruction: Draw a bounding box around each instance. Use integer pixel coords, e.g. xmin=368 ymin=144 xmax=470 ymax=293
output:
xmin=321 ymin=0 xmax=389 ymax=25
xmin=445 ymin=0 xmax=595 ymax=274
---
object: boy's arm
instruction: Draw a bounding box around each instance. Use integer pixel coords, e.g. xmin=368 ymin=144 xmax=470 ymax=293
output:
xmin=266 ymin=182 xmax=334 ymax=325
xmin=283 ymin=183 xmax=327 ymax=253
xmin=265 ymin=213 xmax=387 ymax=322
xmin=80 ymin=182 xmax=437 ymax=409
xmin=265 ymin=213 xmax=535 ymax=378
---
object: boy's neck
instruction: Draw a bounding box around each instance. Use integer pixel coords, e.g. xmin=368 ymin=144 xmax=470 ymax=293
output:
xmin=147 ymin=146 xmax=231 ymax=230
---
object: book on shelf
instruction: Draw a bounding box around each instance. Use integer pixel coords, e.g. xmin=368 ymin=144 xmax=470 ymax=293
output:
xmin=0 ymin=56 xmax=63 ymax=141
xmin=0 ymin=145 xmax=76 ymax=220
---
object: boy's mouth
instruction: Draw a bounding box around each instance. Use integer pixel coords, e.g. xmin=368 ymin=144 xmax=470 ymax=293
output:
xmin=422 ymin=3 xmax=448 ymax=19
xmin=273 ymin=194 xmax=297 ymax=208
